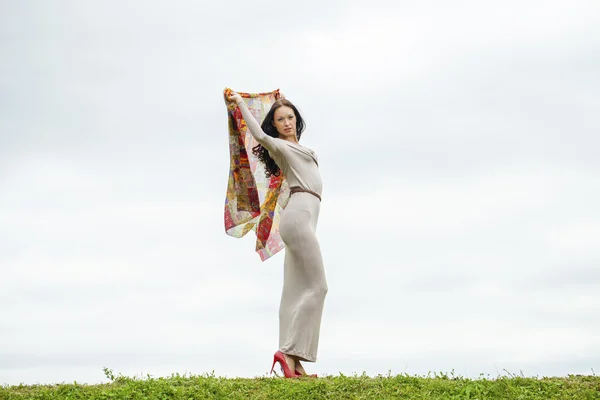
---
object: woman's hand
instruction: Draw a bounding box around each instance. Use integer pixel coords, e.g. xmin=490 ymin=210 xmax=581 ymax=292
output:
xmin=228 ymin=92 xmax=243 ymax=105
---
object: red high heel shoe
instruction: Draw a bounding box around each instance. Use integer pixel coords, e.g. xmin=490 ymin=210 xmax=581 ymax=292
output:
xmin=270 ymin=351 xmax=300 ymax=378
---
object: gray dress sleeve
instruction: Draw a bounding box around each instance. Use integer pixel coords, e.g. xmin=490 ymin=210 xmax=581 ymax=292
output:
xmin=236 ymin=100 xmax=279 ymax=155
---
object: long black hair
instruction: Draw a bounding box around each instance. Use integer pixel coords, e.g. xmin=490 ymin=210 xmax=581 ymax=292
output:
xmin=252 ymin=99 xmax=306 ymax=178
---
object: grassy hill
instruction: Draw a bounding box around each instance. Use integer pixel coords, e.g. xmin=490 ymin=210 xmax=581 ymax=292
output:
xmin=1 ymin=369 xmax=598 ymax=399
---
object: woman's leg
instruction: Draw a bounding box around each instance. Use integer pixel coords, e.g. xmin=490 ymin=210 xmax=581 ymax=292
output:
xmin=278 ymin=194 xmax=327 ymax=363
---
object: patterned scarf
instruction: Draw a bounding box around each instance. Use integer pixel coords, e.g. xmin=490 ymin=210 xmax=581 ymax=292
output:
xmin=223 ymin=88 xmax=290 ymax=261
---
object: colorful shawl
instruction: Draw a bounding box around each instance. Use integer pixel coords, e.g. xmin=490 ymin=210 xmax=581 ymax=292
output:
xmin=223 ymin=88 xmax=290 ymax=261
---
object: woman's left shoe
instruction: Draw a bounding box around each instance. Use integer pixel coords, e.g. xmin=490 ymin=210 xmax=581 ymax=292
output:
xmin=270 ymin=351 xmax=300 ymax=378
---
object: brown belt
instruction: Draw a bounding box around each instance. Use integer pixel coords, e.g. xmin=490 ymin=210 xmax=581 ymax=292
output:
xmin=289 ymin=186 xmax=322 ymax=201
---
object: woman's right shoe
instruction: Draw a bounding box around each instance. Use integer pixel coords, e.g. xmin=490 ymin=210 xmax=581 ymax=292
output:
xmin=270 ymin=351 xmax=300 ymax=378
xmin=295 ymin=370 xmax=318 ymax=378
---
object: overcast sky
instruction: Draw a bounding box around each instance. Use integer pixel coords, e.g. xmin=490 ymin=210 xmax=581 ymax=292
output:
xmin=1 ymin=0 xmax=599 ymax=386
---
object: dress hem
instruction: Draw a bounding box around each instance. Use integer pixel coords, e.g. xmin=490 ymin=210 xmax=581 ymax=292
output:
xmin=279 ymin=348 xmax=317 ymax=363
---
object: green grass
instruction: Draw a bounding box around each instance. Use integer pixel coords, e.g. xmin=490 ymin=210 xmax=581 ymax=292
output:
xmin=1 ymin=368 xmax=598 ymax=399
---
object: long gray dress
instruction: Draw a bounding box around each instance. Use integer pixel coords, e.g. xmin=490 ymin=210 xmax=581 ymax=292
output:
xmin=238 ymin=102 xmax=328 ymax=362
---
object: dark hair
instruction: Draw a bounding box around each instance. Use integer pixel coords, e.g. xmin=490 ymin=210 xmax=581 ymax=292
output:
xmin=252 ymin=99 xmax=306 ymax=178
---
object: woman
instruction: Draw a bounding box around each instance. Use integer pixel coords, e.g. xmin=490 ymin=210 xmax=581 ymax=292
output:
xmin=228 ymin=92 xmax=328 ymax=378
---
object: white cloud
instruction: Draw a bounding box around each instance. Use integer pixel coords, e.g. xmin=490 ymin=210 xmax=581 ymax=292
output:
xmin=284 ymin=1 xmax=600 ymax=90
xmin=1 ymin=0 xmax=599 ymax=386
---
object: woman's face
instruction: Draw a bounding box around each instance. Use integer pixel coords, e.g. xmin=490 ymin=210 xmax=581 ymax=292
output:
xmin=272 ymin=106 xmax=297 ymax=141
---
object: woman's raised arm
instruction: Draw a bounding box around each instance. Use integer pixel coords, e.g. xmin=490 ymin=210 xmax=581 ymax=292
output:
xmin=228 ymin=92 xmax=278 ymax=154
